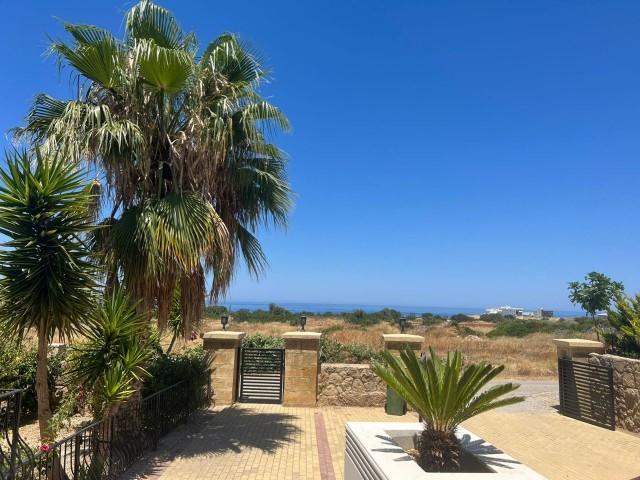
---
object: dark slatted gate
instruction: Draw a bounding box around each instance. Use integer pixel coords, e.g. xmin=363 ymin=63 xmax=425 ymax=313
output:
xmin=558 ymin=358 xmax=615 ymax=430
xmin=238 ymin=348 xmax=285 ymax=403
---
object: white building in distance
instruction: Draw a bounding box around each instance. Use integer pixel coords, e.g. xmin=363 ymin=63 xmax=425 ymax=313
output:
xmin=485 ymin=306 xmax=523 ymax=317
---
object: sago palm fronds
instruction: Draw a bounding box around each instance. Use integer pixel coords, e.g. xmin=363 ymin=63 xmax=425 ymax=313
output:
xmin=372 ymin=347 xmax=524 ymax=472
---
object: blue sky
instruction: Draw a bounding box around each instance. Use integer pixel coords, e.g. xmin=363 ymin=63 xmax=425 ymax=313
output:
xmin=1 ymin=1 xmax=639 ymax=311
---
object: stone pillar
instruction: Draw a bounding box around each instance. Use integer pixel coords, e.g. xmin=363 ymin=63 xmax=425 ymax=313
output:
xmin=552 ymin=339 xmax=605 ymax=362
xmin=382 ymin=334 xmax=424 ymax=355
xmin=282 ymin=332 xmax=321 ymax=407
xmin=202 ymin=331 xmax=245 ymax=405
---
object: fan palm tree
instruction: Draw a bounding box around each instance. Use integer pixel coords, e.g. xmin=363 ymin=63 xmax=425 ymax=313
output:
xmin=372 ymin=347 xmax=525 ymax=472
xmin=15 ymin=0 xmax=293 ymax=335
xmin=0 ymin=149 xmax=98 ymax=441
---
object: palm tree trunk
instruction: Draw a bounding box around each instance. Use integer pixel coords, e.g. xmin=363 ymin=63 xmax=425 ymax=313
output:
xmin=36 ymin=321 xmax=53 ymax=441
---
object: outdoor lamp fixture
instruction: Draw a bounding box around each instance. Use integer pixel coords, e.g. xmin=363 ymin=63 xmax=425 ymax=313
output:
xmin=399 ymin=317 xmax=407 ymax=334
xmin=221 ymin=314 xmax=229 ymax=331
xmin=300 ymin=315 xmax=307 ymax=332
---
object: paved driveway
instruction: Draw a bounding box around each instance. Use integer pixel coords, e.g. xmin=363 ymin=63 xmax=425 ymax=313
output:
xmin=122 ymin=381 xmax=640 ymax=480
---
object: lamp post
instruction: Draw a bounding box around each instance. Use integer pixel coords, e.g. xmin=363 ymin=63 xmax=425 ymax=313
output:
xmin=399 ymin=317 xmax=406 ymax=334
xmin=221 ymin=314 xmax=229 ymax=331
xmin=300 ymin=315 xmax=307 ymax=332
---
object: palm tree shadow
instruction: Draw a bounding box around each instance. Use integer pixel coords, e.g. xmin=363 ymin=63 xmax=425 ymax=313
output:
xmin=174 ymin=406 xmax=301 ymax=458
xmin=460 ymin=434 xmax=520 ymax=470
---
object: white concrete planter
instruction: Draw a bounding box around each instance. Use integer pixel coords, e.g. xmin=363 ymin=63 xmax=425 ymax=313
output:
xmin=345 ymin=422 xmax=546 ymax=479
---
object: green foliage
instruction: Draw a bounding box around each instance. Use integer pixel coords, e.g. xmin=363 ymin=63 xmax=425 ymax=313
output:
xmin=0 ymin=149 xmax=98 ymax=339
xmin=568 ymin=272 xmax=623 ymax=330
xmin=371 ymin=347 xmax=524 ymax=472
xmin=486 ymin=321 xmax=544 ymax=338
xmin=479 ymin=313 xmax=512 ymax=323
xmin=485 ymin=318 xmax=593 ymax=338
xmin=318 ymin=333 xmax=382 ymax=364
xmin=455 ymin=325 xmax=483 ymax=337
xmin=448 ymin=314 xmax=474 ymax=325
xmin=143 ymin=345 xmax=211 ymax=411
xmin=17 ymin=0 xmax=294 ymax=328
xmin=204 ymin=305 xmax=229 ymax=318
xmin=67 ymin=289 xmax=154 ymax=418
xmin=0 ymin=341 xmax=63 ymax=414
xmin=345 ymin=308 xmax=402 ymax=326
xmin=231 ymin=306 xmax=298 ymax=324
xmin=602 ymin=291 xmax=640 ymax=358
xmin=422 ymin=313 xmax=446 ymax=327
xmin=242 ymin=333 xmax=285 ymax=349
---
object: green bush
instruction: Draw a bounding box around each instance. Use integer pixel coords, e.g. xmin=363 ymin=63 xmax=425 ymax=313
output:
xmin=319 ymin=335 xmax=344 ymax=363
xmin=242 ymin=333 xmax=285 ymax=349
xmin=422 ymin=313 xmax=446 ymax=327
xmin=319 ymin=334 xmax=382 ymax=364
xmin=455 ymin=325 xmax=483 ymax=337
xmin=449 ymin=314 xmax=474 ymax=325
xmin=480 ymin=313 xmax=512 ymax=323
xmin=230 ymin=307 xmax=298 ymax=324
xmin=486 ymin=321 xmax=545 ymax=338
xmin=204 ymin=305 xmax=228 ymax=318
xmin=0 ymin=341 xmax=63 ymax=414
xmin=143 ymin=346 xmax=211 ymax=410
xmin=602 ymin=292 xmax=640 ymax=358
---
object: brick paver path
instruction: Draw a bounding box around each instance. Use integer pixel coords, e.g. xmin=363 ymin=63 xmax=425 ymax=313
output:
xmin=122 ymin=382 xmax=640 ymax=480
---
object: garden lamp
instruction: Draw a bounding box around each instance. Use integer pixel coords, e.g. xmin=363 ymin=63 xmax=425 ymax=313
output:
xmin=221 ymin=314 xmax=229 ymax=331
xmin=300 ymin=315 xmax=307 ymax=332
xmin=399 ymin=317 xmax=407 ymax=334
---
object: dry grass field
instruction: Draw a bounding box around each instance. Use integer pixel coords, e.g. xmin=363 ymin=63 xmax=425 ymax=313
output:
xmin=194 ymin=316 xmax=597 ymax=380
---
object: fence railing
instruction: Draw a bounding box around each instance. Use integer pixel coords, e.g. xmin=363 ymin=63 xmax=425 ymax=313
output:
xmin=1 ymin=378 xmax=211 ymax=480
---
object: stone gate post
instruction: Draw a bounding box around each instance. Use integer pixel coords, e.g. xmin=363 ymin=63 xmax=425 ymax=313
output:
xmin=382 ymin=334 xmax=424 ymax=355
xmin=202 ymin=331 xmax=245 ymax=405
xmin=282 ymin=332 xmax=321 ymax=407
xmin=552 ymin=339 xmax=604 ymax=361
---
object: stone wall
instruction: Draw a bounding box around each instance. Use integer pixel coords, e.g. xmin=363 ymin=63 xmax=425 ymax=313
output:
xmin=317 ymin=364 xmax=386 ymax=407
xmin=588 ymin=353 xmax=640 ymax=433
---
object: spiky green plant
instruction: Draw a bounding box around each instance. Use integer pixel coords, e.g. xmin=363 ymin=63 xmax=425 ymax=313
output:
xmin=602 ymin=290 xmax=640 ymax=358
xmin=372 ymin=347 xmax=524 ymax=472
xmin=67 ymin=288 xmax=153 ymax=418
xmin=0 ymin=149 xmax=98 ymax=441
xmin=15 ymin=0 xmax=294 ymax=334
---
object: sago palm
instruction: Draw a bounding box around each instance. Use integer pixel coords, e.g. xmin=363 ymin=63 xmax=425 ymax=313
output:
xmin=15 ymin=0 xmax=293 ymax=334
xmin=0 ymin=149 xmax=98 ymax=441
xmin=372 ymin=347 xmax=524 ymax=472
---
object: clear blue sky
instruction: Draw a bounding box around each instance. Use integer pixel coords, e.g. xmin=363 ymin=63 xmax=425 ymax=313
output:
xmin=1 ymin=1 xmax=639 ymax=311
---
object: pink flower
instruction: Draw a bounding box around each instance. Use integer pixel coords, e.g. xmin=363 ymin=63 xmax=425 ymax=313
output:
xmin=39 ymin=443 xmax=50 ymax=453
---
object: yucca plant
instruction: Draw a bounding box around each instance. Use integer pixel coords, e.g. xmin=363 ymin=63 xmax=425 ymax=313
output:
xmin=67 ymin=288 xmax=153 ymax=419
xmin=0 ymin=149 xmax=98 ymax=441
xmin=372 ymin=347 xmax=525 ymax=472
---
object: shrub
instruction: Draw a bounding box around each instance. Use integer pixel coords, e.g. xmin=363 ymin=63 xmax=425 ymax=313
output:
xmin=319 ymin=335 xmax=344 ymax=363
xmin=480 ymin=313 xmax=512 ymax=323
xmin=449 ymin=314 xmax=474 ymax=325
xmin=143 ymin=346 xmax=211 ymax=410
xmin=422 ymin=313 xmax=446 ymax=327
xmin=242 ymin=333 xmax=285 ymax=349
xmin=0 ymin=341 xmax=63 ymax=414
xmin=486 ymin=321 xmax=544 ymax=338
xmin=204 ymin=305 xmax=228 ymax=318
xmin=602 ymin=292 xmax=640 ymax=358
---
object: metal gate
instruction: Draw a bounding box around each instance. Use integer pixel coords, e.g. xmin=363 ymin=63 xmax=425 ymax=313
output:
xmin=238 ymin=348 xmax=285 ymax=403
xmin=558 ymin=358 xmax=615 ymax=430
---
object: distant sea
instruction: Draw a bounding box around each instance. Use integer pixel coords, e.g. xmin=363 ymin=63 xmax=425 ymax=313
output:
xmin=215 ymin=301 xmax=585 ymax=318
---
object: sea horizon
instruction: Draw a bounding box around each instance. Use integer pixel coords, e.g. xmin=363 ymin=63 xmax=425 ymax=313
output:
xmin=212 ymin=301 xmax=585 ymax=318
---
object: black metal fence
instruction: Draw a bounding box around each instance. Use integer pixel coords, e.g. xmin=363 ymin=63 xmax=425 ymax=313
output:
xmin=1 ymin=378 xmax=210 ymax=480
xmin=558 ymin=358 xmax=615 ymax=430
